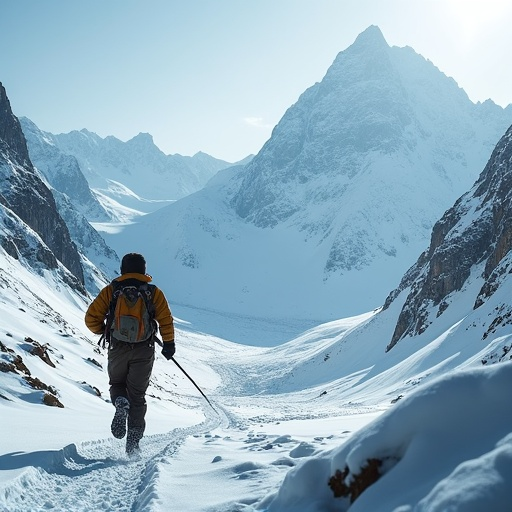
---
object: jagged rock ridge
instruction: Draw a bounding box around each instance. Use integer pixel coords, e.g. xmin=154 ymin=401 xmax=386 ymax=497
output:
xmin=19 ymin=117 xmax=119 ymax=292
xmin=20 ymin=117 xmax=110 ymax=222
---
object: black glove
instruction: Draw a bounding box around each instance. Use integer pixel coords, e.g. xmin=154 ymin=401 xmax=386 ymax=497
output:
xmin=161 ymin=341 xmax=176 ymax=360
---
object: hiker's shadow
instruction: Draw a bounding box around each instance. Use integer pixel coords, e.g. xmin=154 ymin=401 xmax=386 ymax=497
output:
xmin=0 ymin=443 xmax=125 ymax=476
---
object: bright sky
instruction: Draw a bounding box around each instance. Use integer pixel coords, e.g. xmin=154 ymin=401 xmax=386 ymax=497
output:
xmin=2 ymin=0 xmax=512 ymax=162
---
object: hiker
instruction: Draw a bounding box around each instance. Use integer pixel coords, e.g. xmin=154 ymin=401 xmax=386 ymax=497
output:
xmin=85 ymin=253 xmax=175 ymax=455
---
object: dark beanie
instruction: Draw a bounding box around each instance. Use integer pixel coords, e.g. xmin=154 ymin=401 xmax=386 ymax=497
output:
xmin=120 ymin=253 xmax=146 ymax=275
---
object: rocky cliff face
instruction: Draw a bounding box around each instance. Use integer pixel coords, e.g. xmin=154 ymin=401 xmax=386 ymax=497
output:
xmin=385 ymin=124 xmax=512 ymax=350
xmin=18 ymin=117 xmax=119 ymax=292
xmin=0 ymin=83 xmax=85 ymax=289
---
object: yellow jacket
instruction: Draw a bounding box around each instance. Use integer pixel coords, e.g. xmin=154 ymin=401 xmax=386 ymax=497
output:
xmin=85 ymin=273 xmax=175 ymax=342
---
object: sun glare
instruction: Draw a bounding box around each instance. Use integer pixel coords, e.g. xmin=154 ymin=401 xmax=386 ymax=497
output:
xmin=444 ymin=0 xmax=512 ymax=45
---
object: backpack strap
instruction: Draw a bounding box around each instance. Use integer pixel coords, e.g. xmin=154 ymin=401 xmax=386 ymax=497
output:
xmin=139 ymin=283 xmax=157 ymax=340
xmin=99 ymin=280 xmax=120 ymax=348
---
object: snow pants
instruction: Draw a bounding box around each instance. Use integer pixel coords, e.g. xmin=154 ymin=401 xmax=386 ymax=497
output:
xmin=107 ymin=339 xmax=155 ymax=438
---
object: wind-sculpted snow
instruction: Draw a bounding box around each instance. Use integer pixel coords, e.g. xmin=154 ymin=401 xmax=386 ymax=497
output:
xmin=263 ymin=362 xmax=512 ymax=512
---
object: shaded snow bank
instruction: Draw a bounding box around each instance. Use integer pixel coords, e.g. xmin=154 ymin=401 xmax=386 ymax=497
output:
xmin=261 ymin=361 xmax=512 ymax=512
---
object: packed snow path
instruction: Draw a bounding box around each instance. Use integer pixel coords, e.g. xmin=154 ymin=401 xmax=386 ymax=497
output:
xmin=1 ymin=402 xmax=224 ymax=512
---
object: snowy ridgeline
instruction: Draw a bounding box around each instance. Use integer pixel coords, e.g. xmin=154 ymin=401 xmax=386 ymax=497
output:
xmin=1 ymin=243 xmax=512 ymax=511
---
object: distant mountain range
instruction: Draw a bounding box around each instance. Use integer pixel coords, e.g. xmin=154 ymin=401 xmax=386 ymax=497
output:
xmin=107 ymin=25 xmax=512 ymax=326
xmin=48 ymin=127 xmax=250 ymax=217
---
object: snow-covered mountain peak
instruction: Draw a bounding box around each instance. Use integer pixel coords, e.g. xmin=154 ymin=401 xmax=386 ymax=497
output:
xmin=351 ymin=24 xmax=387 ymax=48
xmin=18 ymin=116 xmax=55 ymax=148
xmin=326 ymin=24 xmax=394 ymax=81
xmin=126 ymin=131 xmax=157 ymax=149
xmin=73 ymin=128 xmax=102 ymax=144
xmin=108 ymin=28 xmax=512 ymax=323
xmin=232 ymin=26 xmax=479 ymax=231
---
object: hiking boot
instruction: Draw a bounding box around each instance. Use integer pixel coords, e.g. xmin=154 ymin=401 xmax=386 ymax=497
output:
xmin=126 ymin=439 xmax=141 ymax=457
xmin=126 ymin=426 xmax=143 ymax=455
xmin=111 ymin=396 xmax=130 ymax=439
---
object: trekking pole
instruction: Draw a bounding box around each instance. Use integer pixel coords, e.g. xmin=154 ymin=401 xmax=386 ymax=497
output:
xmin=171 ymin=357 xmax=216 ymax=412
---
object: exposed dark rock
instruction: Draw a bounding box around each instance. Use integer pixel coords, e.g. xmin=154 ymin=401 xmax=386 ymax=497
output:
xmin=42 ymin=392 xmax=64 ymax=408
xmin=482 ymin=305 xmax=512 ymax=340
xmin=12 ymin=355 xmax=31 ymax=375
xmin=81 ymin=381 xmax=102 ymax=397
xmin=481 ymin=343 xmax=512 ymax=365
xmin=328 ymin=458 xmax=383 ymax=503
xmin=0 ymin=85 xmax=31 ymax=166
xmin=0 ymin=340 xmax=13 ymax=353
xmin=0 ymin=361 xmax=14 ymax=373
xmin=0 ymin=348 xmax=31 ymax=375
xmin=25 ymin=336 xmax=56 ymax=368
xmin=24 ymin=376 xmax=57 ymax=395
xmin=86 ymin=357 xmax=103 ymax=369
